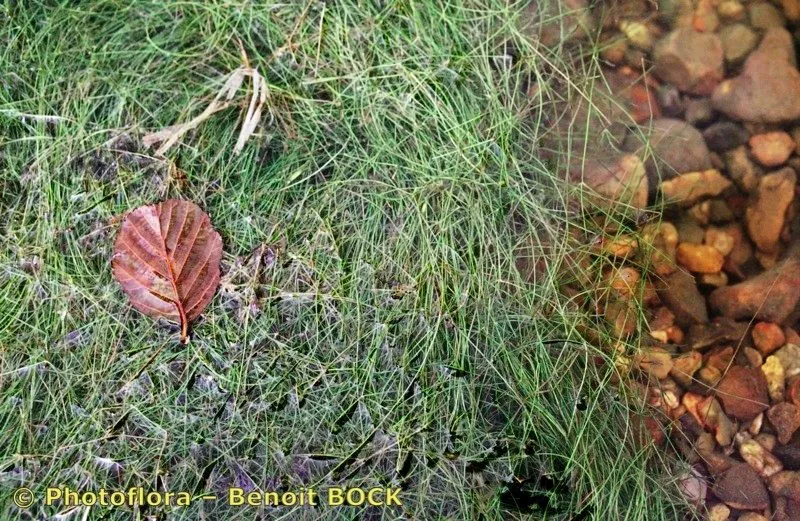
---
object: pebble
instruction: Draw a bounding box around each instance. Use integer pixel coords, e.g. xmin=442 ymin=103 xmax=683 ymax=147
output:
xmin=653 ymin=28 xmax=723 ymax=95
xmin=706 ymin=346 xmax=735 ymax=373
xmin=599 ymin=0 xmax=651 ymax=26
xmin=688 ymin=317 xmax=748 ymax=350
xmin=790 ymin=378 xmax=800 ymax=405
xmin=684 ymin=393 xmax=734 ymax=446
xmin=756 ymin=249 xmax=781 ymax=270
xmin=569 ymin=153 xmax=649 ymax=211
xmin=712 ymin=28 xmax=800 ymax=123
xmin=709 ymin=199 xmax=735 ymax=223
xmin=603 ymin=68 xmax=663 ymax=123
xmin=719 ymin=23 xmax=759 ymax=65
xmin=786 ymin=327 xmax=800 ymax=345
xmin=629 ymin=83 xmax=662 ymax=122
xmin=762 ymin=355 xmax=786 ymax=402
xmin=703 ymin=121 xmax=748 ymax=152
xmin=738 ymin=512 xmax=768 ymax=521
xmin=782 ymin=0 xmax=800 ymax=22
xmin=555 ymin=6 xmax=800 ymax=515
xmin=749 ymin=131 xmax=795 ymax=167
xmin=599 ymin=235 xmax=638 ymax=257
xmin=716 ymin=366 xmax=770 ymax=421
xmin=684 ymin=97 xmax=715 ymax=127
xmin=756 ymin=25 xmax=796 ymax=65
xmin=774 ymin=344 xmax=800 ymax=379
xmin=624 ymin=118 xmax=713 ymax=189
xmin=792 ymin=126 xmax=800 ymax=153
xmin=605 ymin=299 xmax=637 ymax=339
xmin=746 ymin=167 xmax=797 ymax=253
xmin=687 ymin=200 xmax=711 ymax=225
xmin=721 ymin=224 xmax=753 ymax=274
xmin=768 ymin=403 xmax=800 ymax=444
xmin=657 ymin=270 xmax=709 ymax=327
xmin=601 ymin=35 xmax=627 ymax=65
xmin=637 ymin=347 xmax=674 ymax=379
xmin=659 ymin=169 xmax=732 ymax=206
xmin=712 ymin=463 xmax=770 ymax=510
xmin=717 ymin=0 xmax=745 ymax=21
xmin=705 ymin=227 xmax=735 ymax=256
xmin=738 ymin=435 xmax=783 ymax=477
xmin=693 ymin=0 xmax=720 ymax=32
xmin=688 ymin=317 xmax=748 ymax=349
xmin=698 ymin=365 xmax=724 ymax=386
xmin=699 ymin=272 xmax=728 ymax=287
xmin=607 ymin=266 xmax=641 ymax=298
xmin=745 ymin=346 xmax=764 ymax=368
xmin=619 ymin=20 xmax=653 ymax=51
xmin=695 ymin=432 xmax=737 ymax=475
xmin=750 ymin=2 xmax=786 ymax=29
xmin=676 ymin=243 xmax=725 ymax=273
xmin=756 ymin=432 xmax=777 ymax=452
xmin=723 ymin=146 xmax=761 ymax=193
xmin=662 ymin=0 xmax=694 ymax=27
xmin=680 ymin=469 xmax=709 ymax=506
xmin=675 ymin=213 xmax=706 ymax=244
xmin=642 ymin=221 xmax=679 ymax=276
xmin=770 ymin=470 xmax=800 ymax=501
xmin=710 ymin=257 xmax=800 ymax=323
xmin=753 ymin=322 xmax=787 ymax=356
xmin=707 ymin=152 xmax=724 ymax=171
xmin=648 ymin=305 xmax=676 ymax=332
xmin=624 ymin=48 xmax=647 ymax=69
xmin=708 ymin=504 xmax=731 ymax=521
xmin=774 ymin=445 xmax=800 ymax=470
xmin=671 ymin=351 xmax=702 ymax=387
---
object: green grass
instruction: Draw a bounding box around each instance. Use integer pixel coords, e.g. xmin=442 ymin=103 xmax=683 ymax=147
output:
xmin=1 ymin=1 xmax=689 ymax=519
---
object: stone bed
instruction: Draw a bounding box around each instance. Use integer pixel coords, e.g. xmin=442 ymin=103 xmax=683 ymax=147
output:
xmin=533 ymin=1 xmax=800 ymax=519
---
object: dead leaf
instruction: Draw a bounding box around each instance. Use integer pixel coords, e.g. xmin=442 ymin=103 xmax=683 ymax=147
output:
xmin=142 ymin=65 xmax=269 ymax=156
xmin=111 ymin=199 xmax=223 ymax=343
xmin=233 ymin=67 xmax=267 ymax=154
xmin=141 ymin=124 xmax=185 ymax=148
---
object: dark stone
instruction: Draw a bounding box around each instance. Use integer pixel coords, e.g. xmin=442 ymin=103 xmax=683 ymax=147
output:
xmin=774 ymin=445 xmax=800 ymax=470
xmin=703 ymin=121 xmax=749 ymax=152
xmin=769 ymin=403 xmax=800 ymax=445
xmin=712 ymin=463 xmax=769 ymax=510
xmin=656 ymin=270 xmax=709 ymax=328
xmin=715 ymin=366 xmax=769 ymax=421
xmin=685 ymin=97 xmax=715 ymax=127
xmin=687 ymin=317 xmax=749 ymax=351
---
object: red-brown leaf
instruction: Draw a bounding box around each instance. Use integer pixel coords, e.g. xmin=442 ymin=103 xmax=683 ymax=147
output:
xmin=111 ymin=199 xmax=223 ymax=343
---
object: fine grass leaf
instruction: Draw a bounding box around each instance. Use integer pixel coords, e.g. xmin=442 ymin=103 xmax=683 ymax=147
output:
xmin=111 ymin=199 xmax=223 ymax=344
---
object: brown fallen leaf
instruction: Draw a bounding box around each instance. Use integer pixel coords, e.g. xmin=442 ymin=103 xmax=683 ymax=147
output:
xmin=111 ymin=199 xmax=223 ymax=343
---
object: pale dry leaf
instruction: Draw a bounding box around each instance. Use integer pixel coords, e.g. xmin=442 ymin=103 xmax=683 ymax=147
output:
xmin=142 ymin=124 xmax=184 ymax=148
xmin=142 ymin=66 xmax=267 ymax=156
xmin=234 ymin=68 xmax=268 ymax=154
